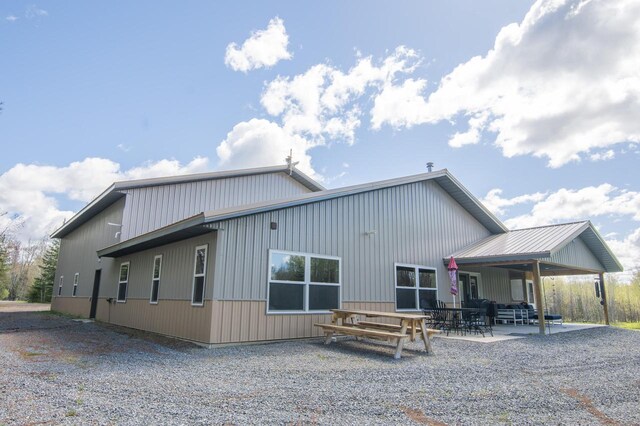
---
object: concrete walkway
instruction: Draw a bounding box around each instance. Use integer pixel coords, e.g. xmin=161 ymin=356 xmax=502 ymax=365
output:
xmin=434 ymin=322 xmax=607 ymax=343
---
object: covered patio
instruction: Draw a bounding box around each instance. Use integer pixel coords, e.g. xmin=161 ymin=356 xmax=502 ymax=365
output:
xmin=446 ymin=221 xmax=623 ymax=335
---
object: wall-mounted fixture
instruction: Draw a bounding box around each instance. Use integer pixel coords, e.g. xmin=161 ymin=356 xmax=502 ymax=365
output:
xmin=270 ymin=222 xmax=278 ymax=230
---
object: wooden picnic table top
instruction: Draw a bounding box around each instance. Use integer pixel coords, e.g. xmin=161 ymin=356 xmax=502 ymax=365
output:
xmin=330 ymin=308 xmax=428 ymax=321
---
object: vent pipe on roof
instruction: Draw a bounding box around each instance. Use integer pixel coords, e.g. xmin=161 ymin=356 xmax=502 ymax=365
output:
xmin=426 ymin=162 xmax=434 ymax=173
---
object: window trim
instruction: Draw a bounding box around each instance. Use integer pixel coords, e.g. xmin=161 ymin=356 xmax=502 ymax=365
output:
xmin=394 ymin=262 xmax=438 ymax=312
xmin=150 ymin=255 xmax=162 ymax=305
xmin=267 ymin=249 xmax=342 ymax=314
xmin=191 ymin=245 xmax=208 ymax=307
xmin=58 ymin=276 xmax=63 ymax=296
xmin=117 ymin=262 xmax=130 ymax=303
xmin=72 ymin=273 xmax=79 ymax=297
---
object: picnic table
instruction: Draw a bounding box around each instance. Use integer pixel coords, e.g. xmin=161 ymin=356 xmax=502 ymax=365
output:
xmin=314 ymin=309 xmax=439 ymax=359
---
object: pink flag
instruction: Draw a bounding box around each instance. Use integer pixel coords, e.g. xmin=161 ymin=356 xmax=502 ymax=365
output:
xmin=448 ymin=257 xmax=458 ymax=296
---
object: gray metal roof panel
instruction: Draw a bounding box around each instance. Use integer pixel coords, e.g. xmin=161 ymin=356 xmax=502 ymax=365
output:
xmin=113 ymin=165 xmax=325 ymax=192
xmin=447 ymin=221 xmax=623 ymax=273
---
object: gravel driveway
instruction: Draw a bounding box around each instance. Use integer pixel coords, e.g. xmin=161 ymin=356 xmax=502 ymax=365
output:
xmin=1 ymin=303 xmax=639 ymax=425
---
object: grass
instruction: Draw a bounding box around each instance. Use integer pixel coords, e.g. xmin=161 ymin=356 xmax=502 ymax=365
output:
xmin=613 ymin=322 xmax=640 ymax=330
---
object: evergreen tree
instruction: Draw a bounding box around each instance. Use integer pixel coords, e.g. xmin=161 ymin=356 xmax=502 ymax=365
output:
xmin=27 ymin=239 xmax=59 ymax=303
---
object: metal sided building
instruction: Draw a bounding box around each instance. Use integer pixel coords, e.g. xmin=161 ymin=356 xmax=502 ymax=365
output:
xmin=51 ymin=166 xmax=623 ymax=344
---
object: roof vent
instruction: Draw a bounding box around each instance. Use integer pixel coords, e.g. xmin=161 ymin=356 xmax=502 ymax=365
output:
xmin=426 ymin=162 xmax=434 ymax=173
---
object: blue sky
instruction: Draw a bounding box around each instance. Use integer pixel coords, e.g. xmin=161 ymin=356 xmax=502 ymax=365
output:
xmin=1 ymin=1 xmax=639 ymax=277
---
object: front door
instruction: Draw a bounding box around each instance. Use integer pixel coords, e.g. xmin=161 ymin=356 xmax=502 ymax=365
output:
xmin=459 ymin=273 xmax=479 ymax=306
xmin=89 ymin=270 xmax=101 ymax=319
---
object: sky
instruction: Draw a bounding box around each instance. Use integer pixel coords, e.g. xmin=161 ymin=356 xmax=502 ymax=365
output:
xmin=1 ymin=0 xmax=639 ymax=279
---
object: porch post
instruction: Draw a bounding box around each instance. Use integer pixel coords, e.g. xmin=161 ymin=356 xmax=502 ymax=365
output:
xmin=599 ymin=273 xmax=610 ymax=325
xmin=531 ymin=260 xmax=546 ymax=335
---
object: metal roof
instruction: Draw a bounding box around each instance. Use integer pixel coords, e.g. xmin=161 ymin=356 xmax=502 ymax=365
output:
xmin=447 ymin=221 xmax=623 ymax=273
xmin=97 ymin=214 xmax=216 ymax=258
xmin=51 ymin=165 xmax=324 ymax=239
xmin=96 ymin=169 xmax=508 ymax=257
xmin=199 ymin=169 xmax=508 ymax=234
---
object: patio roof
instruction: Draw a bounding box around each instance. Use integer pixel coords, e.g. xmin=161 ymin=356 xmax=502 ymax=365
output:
xmin=446 ymin=221 xmax=623 ymax=274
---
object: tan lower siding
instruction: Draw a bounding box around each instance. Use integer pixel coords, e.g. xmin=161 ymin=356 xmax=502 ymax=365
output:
xmin=210 ymin=301 xmax=396 ymax=344
xmin=51 ymin=297 xmax=90 ymax=317
xmin=94 ymin=298 xmax=213 ymax=344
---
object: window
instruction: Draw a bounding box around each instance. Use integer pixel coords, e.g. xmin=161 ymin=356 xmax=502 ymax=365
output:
xmin=191 ymin=245 xmax=207 ymax=306
xmin=268 ymin=250 xmax=341 ymax=313
xmin=395 ymin=263 xmax=437 ymax=311
xmin=58 ymin=276 xmax=63 ymax=296
xmin=117 ymin=262 xmax=130 ymax=302
xmin=150 ymin=255 xmax=162 ymax=304
xmin=72 ymin=273 xmax=79 ymax=297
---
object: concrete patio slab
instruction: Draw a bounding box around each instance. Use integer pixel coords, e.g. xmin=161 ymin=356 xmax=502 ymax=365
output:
xmin=433 ymin=322 xmax=608 ymax=343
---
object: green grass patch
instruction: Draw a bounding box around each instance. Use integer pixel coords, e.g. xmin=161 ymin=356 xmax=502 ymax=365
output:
xmin=614 ymin=322 xmax=640 ymax=330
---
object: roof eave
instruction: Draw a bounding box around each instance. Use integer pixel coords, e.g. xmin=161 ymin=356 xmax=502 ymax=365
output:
xmin=97 ymin=213 xmax=210 ymax=258
xmin=444 ymin=252 xmax=552 ymax=265
xmin=50 ymin=184 xmax=122 ymax=239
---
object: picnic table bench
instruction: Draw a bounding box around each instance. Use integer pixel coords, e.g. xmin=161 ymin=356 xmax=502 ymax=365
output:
xmin=315 ymin=309 xmax=440 ymax=359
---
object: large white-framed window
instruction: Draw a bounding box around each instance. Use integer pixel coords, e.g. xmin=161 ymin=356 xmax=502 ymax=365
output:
xmin=394 ymin=263 xmax=437 ymax=311
xmin=58 ymin=276 xmax=63 ymax=296
xmin=150 ymin=255 xmax=162 ymax=304
xmin=117 ymin=262 xmax=130 ymax=302
xmin=72 ymin=273 xmax=79 ymax=297
xmin=191 ymin=245 xmax=207 ymax=306
xmin=267 ymin=250 xmax=341 ymax=314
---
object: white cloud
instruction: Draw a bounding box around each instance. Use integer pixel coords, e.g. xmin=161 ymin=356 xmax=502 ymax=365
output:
xmin=483 ymin=183 xmax=640 ymax=275
xmin=371 ymin=78 xmax=430 ymax=130
xmin=589 ymin=150 xmax=615 ymax=162
xmin=481 ymin=188 xmax=547 ymax=216
xmin=5 ymin=15 xmax=18 ymax=22
xmin=216 ymin=118 xmax=319 ymax=180
xmin=605 ymin=228 xmax=640 ymax=276
xmin=225 ymin=17 xmax=292 ymax=72
xmin=218 ymin=47 xmax=421 ymax=177
xmin=25 ymin=5 xmax=48 ymax=19
xmin=499 ymin=184 xmax=640 ymax=229
xmin=0 ymin=157 xmax=210 ymax=242
xmin=371 ymin=0 xmax=640 ymax=167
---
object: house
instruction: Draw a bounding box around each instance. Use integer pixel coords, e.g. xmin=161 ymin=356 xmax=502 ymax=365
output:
xmin=51 ymin=165 xmax=622 ymax=344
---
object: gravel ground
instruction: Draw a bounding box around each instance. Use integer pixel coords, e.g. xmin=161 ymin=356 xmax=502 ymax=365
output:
xmin=1 ymin=304 xmax=639 ymax=425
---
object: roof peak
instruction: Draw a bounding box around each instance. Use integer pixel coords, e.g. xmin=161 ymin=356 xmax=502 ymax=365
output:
xmin=510 ymin=220 xmax=589 ymax=232
xmin=113 ymin=164 xmax=324 ymax=192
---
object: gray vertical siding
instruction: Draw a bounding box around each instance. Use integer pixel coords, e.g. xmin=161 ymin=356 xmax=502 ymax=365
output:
xmin=546 ymin=236 xmax=604 ymax=271
xmin=53 ymin=198 xmax=125 ymax=299
xmin=120 ymin=172 xmax=313 ymax=240
xmin=213 ymin=180 xmax=494 ymax=303
xmin=463 ymin=266 xmax=512 ymax=302
xmin=102 ymin=233 xmax=217 ymax=301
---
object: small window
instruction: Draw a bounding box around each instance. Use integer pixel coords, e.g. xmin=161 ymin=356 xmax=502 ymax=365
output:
xmin=268 ymin=250 xmax=341 ymax=313
xmin=191 ymin=245 xmax=207 ymax=306
xmin=58 ymin=276 xmax=63 ymax=296
xmin=150 ymin=255 xmax=162 ymax=304
xmin=117 ymin=262 xmax=130 ymax=302
xmin=395 ymin=264 xmax=437 ymax=311
xmin=72 ymin=273 xmax=79 ymax=297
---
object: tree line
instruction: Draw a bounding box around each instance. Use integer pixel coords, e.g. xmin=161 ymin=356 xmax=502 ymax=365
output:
xmin=543 ymin=273 xmax=640 ymax=324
